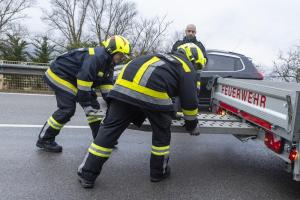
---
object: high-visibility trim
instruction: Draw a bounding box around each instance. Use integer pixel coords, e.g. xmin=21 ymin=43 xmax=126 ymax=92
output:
xmin=77 ymin=79 xmax=93 ymax=91
xmin=99 ymin=84 xmax=113 ymax=94
xmin=197 ymin=81 xmax=201 ymax=89
xmin=113 ymin=85 xmax=173 ymax=106
xmin=183 ymin=115 xmax=198 ymax=121
xmin=47 ymin=116 xmax=64 ymax=130
xmin=117 ymin=61 xmax=132 ymax=79
xmin=88 ymin=48 xmax=95 ymax=55
xmin=91 ymin=143 xmax=113 ymax=152
xmin=151 ymin=145 xmax=170 ymax=156
xmin=98 ymin=71 xmax=104 ymax=77
xmin=139 ymin=60 xmax=165 ymax=87
xmin=87 ymin=116 xmax=102 ymax=123
xmin=46 ymin=68 xmax=77 ymax=94
xmin=152 ymin=145 xmax=170 ymax=150
xmin=133 ymin=57 xmax=160 ymax=84
xmin=116 ymin=79 xmax=169 ymax=99
xmin=172 ymin=56 xmax=191 ymax=72
xmin=88 ymin=148 xmax=110 ymax=158
xmin=182 ymin=108 xmax=198 ymax=116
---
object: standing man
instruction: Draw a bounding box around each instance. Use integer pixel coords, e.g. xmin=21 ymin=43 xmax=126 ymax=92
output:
xmin=77 ymin=43 xmax=206 ymax=188
xmin=172 ymin=24 xmax=207 ymax=60
xmin=36 ymin=35 xmax=131 ymax=153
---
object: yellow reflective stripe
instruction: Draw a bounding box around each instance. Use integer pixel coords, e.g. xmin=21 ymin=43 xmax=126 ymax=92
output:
xmin=182 ymin=108 xmax=198 ymax=116
xmin=172 ymin=56 xmax=191 ymax=72
xmin=133 ymin=57 xmax=160 ymax=84
xmin=91 ymin=143 xmax=113 ymax=153
xmin=77 ymin=79 xmax=93 ymax=87
xmin=87 ymin=116 xmax=102 ymax=123
xmin=88 ymin=148 xmax=110 ymax=158
xmin=99 ymin=84 xmax=113 ymax=90
xmin=47 ymin=119 xmax=61 ymax=130
xmin=197 ymin=81 xmax=201 ymax=87
xmin=88 ymin=48 xmax=95 ymax=55
xmin=152 ymin=145 xmax=170 ymax=150
xmin=46 ymin=68 xmax=78 ymax=94
xmin=50 ymin=116 xmax=64 ymax=127
xmin=98 ymin=71 xmax=104 ymax=77
xmin=118 ymin=61 xmax=132 ymax=79
xmin=151 ymin=151 xmax=170 ymax=156
xmin=116 ymin=79 xmax=169 ymax=99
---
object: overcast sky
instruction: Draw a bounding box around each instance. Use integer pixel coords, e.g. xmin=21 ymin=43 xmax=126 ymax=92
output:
xmin=23 ymin=0 xmax=300 ymax=71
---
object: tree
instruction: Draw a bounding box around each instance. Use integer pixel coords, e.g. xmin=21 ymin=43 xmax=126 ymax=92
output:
xmin=0 ymin=33 xmax=28 ymax=61
xmin=89 ymin=0 xmax=137 ymax=43
xmin=129 ymin=16 xmax=172 ymax=56
xmin=0 ymin=0 xmax=33 ymax=35
xmin=28 ymin=36 xmax=56 ymax=63
xmin=42 ymin=0 xmax=91 ymax=49
xmin=272 ymin=46 xmax=300 ymax=82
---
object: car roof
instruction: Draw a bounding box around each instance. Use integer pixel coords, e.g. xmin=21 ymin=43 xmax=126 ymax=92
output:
xmin=207 ymin=49 xmax=252 ymax=60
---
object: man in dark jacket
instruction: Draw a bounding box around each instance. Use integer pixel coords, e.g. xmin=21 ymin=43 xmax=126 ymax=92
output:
xmin=36 ymin=35 xmax=131 ymax=153
xmin=172 ymin=24 xmax=207 ymax=60
xmin=77 ymin=43 xmax=207 ymax=188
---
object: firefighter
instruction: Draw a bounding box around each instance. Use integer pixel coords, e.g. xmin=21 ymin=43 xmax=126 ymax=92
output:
xmin=36 ymin=35 xmax=131 ymax=153
xmin=77 ymin=43 xmax=207 ymax=188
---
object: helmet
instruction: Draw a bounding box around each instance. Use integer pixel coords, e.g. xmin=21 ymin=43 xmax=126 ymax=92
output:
xmin=102 ymin=35 xmax=131 ymax=55
xmin=177 ymin=43 xmax=207 ymax=70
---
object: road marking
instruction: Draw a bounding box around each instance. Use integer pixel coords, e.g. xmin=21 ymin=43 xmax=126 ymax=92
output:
xmin=0 ymin=124 xmax=89 ymax=128
xmin=0 ymin=92 xmax=54 ymax=97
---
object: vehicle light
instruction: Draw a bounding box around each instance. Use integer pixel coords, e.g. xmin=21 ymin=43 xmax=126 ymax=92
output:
xmin=258 ymin=72 xmax=264 ymax=80
xmin=264 ymin=131 xmax=283 ymax=153
xmin=289 ymin=148 xmax=298 ymax=162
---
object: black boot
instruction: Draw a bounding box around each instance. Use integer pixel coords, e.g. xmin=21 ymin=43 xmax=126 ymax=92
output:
xmin=36 ymin=139 xmax=63 ymax=153
xmin=77 ymin=172 xmax=95 ymax=188
xmin=150 ymin=166 xmax=171 ymax=182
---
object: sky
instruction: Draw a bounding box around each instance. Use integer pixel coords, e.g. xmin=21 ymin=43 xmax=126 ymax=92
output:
xmin=23 ymin=0 xmax=300 ymax=72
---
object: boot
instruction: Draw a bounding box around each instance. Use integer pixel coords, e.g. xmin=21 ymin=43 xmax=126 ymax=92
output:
xmin=36 ymin=139 xmax=62 ymax=153
xmin=77 ymin=172 xmax=95 ymax=188
xmin=150 ymin=166 xmax=171 ymax=182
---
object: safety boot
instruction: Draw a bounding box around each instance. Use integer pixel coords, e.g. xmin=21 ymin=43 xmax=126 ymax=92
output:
xmin=77 ymin=172 xmax=95 ymax=188
xmin=36 ymin=139 xmax=62 ymax=153
xmin=150 ymin=166 xmax=171 ymax=182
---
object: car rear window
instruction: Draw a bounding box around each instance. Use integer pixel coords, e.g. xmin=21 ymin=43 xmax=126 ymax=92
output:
xmin=204 ymin=54 xmax=244 ymax=71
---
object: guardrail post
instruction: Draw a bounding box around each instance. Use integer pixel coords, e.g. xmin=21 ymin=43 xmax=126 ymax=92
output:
xmin=0 ymin=74 xmax=4 ymax=90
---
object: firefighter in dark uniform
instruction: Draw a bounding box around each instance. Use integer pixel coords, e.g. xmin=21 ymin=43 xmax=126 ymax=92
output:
xmin=36 ymin=35 xmax=131 ymax=153
xmin=77 ymin=43 xmax=207 ymax=188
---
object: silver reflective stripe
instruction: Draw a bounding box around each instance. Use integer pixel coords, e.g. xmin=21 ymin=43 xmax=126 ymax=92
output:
xmin=184 ymin=115 xmax=198 ymax=121
xmin=113 ymin=84 xmax=173 ymax=106
xmin=45 ymin=72 xmax=76 ymax=95
xmin=78 ymin=152 xmax=89 ymax=174
xmin=100 ymin=88 xmax=111 ymax=94
xmin=139 ymin=60 xmax=165 ymax=87
xmin=77 ymin=85 xmax=92 ymax=91
xmin=89 ymin=145 xmax=111 ymax=157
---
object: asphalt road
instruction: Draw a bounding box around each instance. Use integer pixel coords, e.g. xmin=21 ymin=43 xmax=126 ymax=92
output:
xmin=1 ymin=92 xmax=300 ymax=200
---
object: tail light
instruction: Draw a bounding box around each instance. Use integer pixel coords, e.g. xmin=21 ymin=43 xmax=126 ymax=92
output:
xmin=264 ymin=131 xmax=283 ymax=153
xmin=289 ymin=148 xmax=298 ymax=162
xmin=258 ymin=72 xmax=264 ymax=80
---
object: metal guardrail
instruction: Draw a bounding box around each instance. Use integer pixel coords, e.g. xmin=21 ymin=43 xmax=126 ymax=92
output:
xmin=0 ymin=60 xmax=50 ymax=67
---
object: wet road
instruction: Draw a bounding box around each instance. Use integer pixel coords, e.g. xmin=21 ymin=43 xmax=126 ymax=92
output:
xmin=1 ymin=92 xmax=300 ymax=200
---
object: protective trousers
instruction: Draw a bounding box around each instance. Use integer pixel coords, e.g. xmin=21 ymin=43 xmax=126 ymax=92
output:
xmin=78 ymin=99 xmax=172 ymax=182
xmin=39 ymin=89 xmax=102 ymax=141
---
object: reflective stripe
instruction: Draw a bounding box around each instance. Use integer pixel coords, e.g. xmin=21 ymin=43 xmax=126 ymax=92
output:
xmin=87 ymin=116 xmax=102 ymax=123
xmin=45 ymin=68 xmax=77 ymax=95
xmin=118 ymin=61 xmax=132 ymax=79
xmin=183 ymin=115 xmax=198 ymax=121
xmin=151 ymin=145 xmax=170 ymax=156
xmin=116 ymin=79 xmax=170 ymax=99
xmin=89 ymin=48 xmax=95 ymax=55
xmin=172 ymin=56 xmax=191 ymax=72
xmin=182 ymin=108 xmax=198 ymax=116
xmin=98 ymin=71 xmax=104 ymax=77
xmin=113 ymin=84 xmax=173 ymax=106
xmin=197 ymin=81 xmax=201 ymax=89
xmin=88 ymin=143 xmax=112 ymax=158
xmin=77 ymin=79 xmax=93 ymax=91
xmin=139 ymin=60 xmax=165 ymax=87
xmin=133 ymin=57 xmax=160 ymax=84
xmin=99 ymin=84 xmax=113 ymax=94
xmin=47 ymin=116 xmax=64 ymax=130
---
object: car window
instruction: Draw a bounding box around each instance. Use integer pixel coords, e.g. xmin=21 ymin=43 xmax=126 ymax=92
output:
xmin=204 ymin=54 xmax=243 ymax=71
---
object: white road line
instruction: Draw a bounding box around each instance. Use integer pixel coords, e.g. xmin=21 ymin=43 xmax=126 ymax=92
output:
xmin=0 ymin=124 xmax=89 ymax=128
xmin=0 ymin=92 xmax=54 ymax=97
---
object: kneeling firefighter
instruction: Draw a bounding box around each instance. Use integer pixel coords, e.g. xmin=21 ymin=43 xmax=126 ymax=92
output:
xmin=36 ymin=35 xmax=131 ymax=153
xmin=77 ymin=43 xmax=207 ymax=188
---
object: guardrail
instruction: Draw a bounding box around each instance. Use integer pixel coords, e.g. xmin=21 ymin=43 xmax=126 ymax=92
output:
xmin=0 ymin=60 xmax=50 ymax=67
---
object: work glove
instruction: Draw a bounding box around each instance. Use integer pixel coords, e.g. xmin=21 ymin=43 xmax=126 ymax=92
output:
xmin=83 ymin=106 xmax=102 ymax=117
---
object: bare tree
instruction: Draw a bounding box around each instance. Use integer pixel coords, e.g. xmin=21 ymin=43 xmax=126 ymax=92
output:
xmin=272 ymin=46 xmax=300 ymax=82
xmin=129 ymin=16 xmax=172 ymax=56
xmin=0 ymin=0 xmax=33 ymax=35
xmin=42 ymin=0 xmax=91 ymax=49
xmin=89 ymin=0 xmax=137 ymax=44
